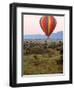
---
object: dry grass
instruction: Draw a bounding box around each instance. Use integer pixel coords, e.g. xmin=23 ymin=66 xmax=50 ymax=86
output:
xmin=23 ymin=40 xmax=63 ymax=75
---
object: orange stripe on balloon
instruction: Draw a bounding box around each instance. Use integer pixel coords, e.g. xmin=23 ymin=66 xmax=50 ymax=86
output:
xmin=48 ymin=16 xmax=50 ymax=35
xmin=50 ymin=16 xmax=55 ymax=34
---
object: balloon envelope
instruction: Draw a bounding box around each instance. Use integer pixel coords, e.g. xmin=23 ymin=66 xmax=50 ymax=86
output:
xmin=40 ymin=16 xmax=57 ymax=37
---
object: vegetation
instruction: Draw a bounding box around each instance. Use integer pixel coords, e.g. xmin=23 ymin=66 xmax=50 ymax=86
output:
xmin=23 ymin=40 xmax=63 ymax=75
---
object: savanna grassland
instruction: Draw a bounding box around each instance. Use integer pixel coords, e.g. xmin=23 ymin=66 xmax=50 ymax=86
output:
xmin=23 ymin=40 xmax=63 ymax=75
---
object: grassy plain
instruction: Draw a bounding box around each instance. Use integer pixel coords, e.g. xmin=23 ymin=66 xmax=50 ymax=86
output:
xmin=23 ymin=40 xmax=63 ymax=75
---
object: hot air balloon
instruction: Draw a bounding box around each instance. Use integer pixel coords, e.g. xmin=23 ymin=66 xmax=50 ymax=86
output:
xmin=40 ymin=16 xmax=57 ymax=38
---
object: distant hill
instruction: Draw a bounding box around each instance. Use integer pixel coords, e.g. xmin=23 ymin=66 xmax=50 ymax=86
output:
xmin=24 ymin=31 xmax=63 ymax=40
xmin=50 ymin=31 xmax=63 ymax=40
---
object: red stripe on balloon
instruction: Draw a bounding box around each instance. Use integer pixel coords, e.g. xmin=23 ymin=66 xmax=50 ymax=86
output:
xmin=48 ymin=16 xmax=56 ymax=35
xmin=40 ymin=16 xmax=48 ymax=35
